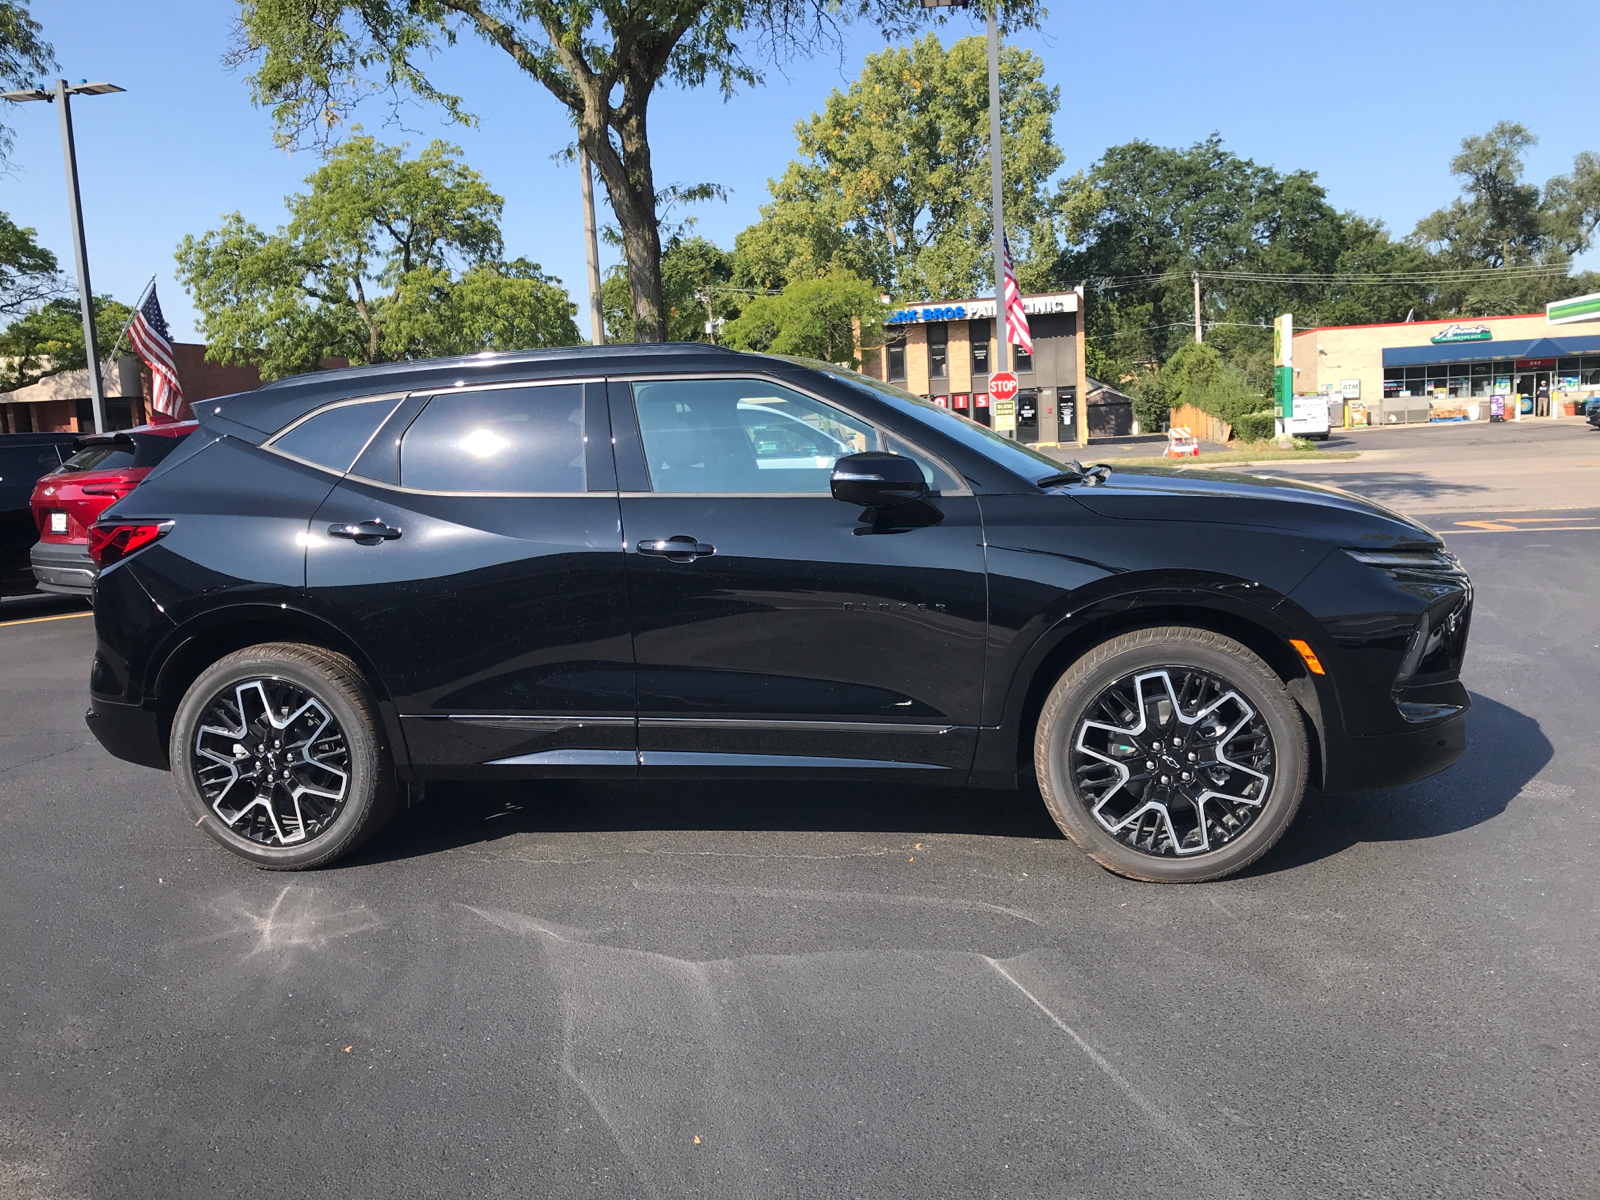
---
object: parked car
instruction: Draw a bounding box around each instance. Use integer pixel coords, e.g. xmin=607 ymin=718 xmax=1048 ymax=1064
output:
xmin=85 ymin=347 xmax=1473 ymax=881
xmin=1588 ymin=399 xmax=1600 ymax=430
xmin=0 ymin=432 xmax=80 ymax=596
xmin=29 ymin=422 xmax=197 ymax=596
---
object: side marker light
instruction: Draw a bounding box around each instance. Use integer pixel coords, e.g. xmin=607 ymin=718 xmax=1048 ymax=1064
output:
xmin=1289 ymin=639 xmax=1325 ymax=675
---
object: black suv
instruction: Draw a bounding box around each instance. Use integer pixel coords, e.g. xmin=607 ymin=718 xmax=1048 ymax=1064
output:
xmin=85 ymin=346 xmax=1473 ymax=881
xmin=0 ymin=432 xmax=80 ymax=596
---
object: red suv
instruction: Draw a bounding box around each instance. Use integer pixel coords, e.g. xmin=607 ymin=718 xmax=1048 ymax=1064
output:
xmin=30 ymin=421 xmax=197 ymax=596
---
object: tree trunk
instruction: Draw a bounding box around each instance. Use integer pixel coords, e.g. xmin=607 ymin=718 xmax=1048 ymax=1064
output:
xmin=582 ymin=99 xmax=665 ymax=343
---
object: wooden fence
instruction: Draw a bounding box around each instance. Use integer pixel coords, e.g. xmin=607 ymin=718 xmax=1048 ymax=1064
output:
xmin=1169 ymin=404 xmax=1232 ymax=445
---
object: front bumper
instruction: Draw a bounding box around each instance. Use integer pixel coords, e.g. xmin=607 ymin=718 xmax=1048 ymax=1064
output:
xmin=31 ymin=540 xmax=95 ymax=597
xmin=1320 ymin=697 xmax=1469 ymax=795
xmin=85 ymin=696 xmax=168 ymax=771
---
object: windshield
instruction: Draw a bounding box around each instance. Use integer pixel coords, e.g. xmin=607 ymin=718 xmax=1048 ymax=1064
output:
xmin=797 ymin=360 xmax=1071 ymax=485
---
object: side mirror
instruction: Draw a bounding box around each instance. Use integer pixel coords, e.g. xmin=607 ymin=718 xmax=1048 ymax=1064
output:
xmin=830 ymin=452 xmax=929 ymax=507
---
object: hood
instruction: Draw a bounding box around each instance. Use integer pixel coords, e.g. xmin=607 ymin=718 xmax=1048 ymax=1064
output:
xmin=1066 ymin=465 xmax=1441 ymax=550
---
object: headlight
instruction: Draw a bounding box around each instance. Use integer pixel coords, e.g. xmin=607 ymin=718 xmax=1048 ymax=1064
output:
xmin=1344 ymin=548 xmax=1458 ymax=570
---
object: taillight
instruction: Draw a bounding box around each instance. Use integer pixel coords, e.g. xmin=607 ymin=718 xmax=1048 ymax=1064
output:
xmin=81 ymin=481 xmax=138 ymax=499
xmin=89 ymin=522 xmax=171 ymax=567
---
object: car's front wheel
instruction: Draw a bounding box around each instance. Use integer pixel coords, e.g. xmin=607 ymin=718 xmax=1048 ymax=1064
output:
xmin=170 ymin=643 xmax=396 ymax=869
xmin=1035 ymin=627 xmax=1307 ymax=883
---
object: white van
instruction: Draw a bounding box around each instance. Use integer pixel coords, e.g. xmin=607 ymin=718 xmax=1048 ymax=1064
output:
xmin=1287 ymin=394 xmax=1332 ymax=440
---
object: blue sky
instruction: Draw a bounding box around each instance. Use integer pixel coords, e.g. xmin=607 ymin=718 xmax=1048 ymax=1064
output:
xmin=5 ymin=0 xmax=1597 ymax=342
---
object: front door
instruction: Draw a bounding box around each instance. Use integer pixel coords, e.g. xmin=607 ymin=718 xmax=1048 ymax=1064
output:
xmin=304 ymin=380 xmax=636 ymax=777
xmin=611 ymin=376 xmax=988 ymax=778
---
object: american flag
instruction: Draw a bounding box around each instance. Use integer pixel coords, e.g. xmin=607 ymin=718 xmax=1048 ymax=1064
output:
xmin=1002 ymin=233 xmax=1033 ymax=356
xmin=128 ymin=284 xmax=185 ymax=419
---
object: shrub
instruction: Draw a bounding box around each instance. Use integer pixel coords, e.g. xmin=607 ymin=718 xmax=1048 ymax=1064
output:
xmin=1231 ymin=410 xmax=1278 ymax=442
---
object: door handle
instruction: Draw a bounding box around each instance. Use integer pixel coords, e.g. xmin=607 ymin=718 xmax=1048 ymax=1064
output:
xmin=637 ymin=535 xmax=715 ymax=562
xmin=328 ymin=520 xmax=402 ymax=544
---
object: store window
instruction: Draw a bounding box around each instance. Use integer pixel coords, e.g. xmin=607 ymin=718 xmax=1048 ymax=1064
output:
xmin=1583 ymin=356 xmax=1600 ymax=387
xmin=928 ymin=323 xmax=949 ymax=379
xmin=887 ymin=334 xmax=906 ymax=382
xmin=1014 ymin=341 xmax=1033 ymax=373
xmin=970 ymin=319 xmax=991 ymax=376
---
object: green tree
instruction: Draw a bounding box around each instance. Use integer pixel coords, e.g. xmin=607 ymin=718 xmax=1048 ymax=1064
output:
xmin=175 ymin=134 xmax=578 ymax=379
xmin=0 ymin=0 xmax=54 ymax=165
xmin=602 ymin=233 xmax=734 ymax=344
xmin=230 ymin=0 xmax=1043 ymax=344
xmin=1055 ymin=135 xmax=1431 ymax=384
xmin=719 ymin=271 xmax=884 ymax=366
xmin=733 ymin=34 xmax=1060 ymax=300
xmin=1412 ymin=122 xmax=1600 ymax=315
xmin=0 ymin=294 xmax=131 ymax=391
xmin=0 ymin=211 xmax=64 ymax=315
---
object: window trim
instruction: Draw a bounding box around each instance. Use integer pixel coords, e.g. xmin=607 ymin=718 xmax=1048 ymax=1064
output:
xmin=267 ymin=379 xmax=604 ymax=496
xmin=611 ymin=370 xmax=970 ymax=498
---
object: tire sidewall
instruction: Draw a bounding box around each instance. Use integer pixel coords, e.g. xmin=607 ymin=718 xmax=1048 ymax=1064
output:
xmin=170 ymin=646 xmax=386 ymax=869
xmin=1037 ymin=631 xmax=1307 ymax=883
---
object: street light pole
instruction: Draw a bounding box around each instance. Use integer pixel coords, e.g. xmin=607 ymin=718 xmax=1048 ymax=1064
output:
xmin=579 ymin=147 xmax=605 ymax=346
xmin=55 ymin=79 xmax=106 ymax=433
xmin=987 ymin=8 xmax=1007 ymax=377
xmin=1 ymin=79 xmax=125 ymax=434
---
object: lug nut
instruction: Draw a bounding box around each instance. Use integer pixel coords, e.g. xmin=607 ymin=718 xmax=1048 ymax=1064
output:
xmin=1172 ymin=737 xmax=1182 ymax=747
xmin=1181 ymin=771 xmax=1192 ymax=781
xmin=1160 ymin=775 xmax=1170 ymax=785
xmin=1187 ymin=752 xmax=1197 ymax=762
xmin=1145 ymin=760 xmax=1156 ymax=770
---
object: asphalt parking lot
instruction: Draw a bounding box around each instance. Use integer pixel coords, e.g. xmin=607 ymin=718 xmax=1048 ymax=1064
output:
xmin=3 ymin=510 xmax=1597 ymax=1198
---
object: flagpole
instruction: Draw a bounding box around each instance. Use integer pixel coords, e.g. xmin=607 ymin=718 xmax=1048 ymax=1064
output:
xmin=107 ymin=275 xmax=156 ymax=363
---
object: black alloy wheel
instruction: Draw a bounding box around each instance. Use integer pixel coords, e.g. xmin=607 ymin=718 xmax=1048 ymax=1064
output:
xmin=171 ymin=643 xmax=396 ymax=869
xmin=1035 ymin=627 xmax=1308 ymax=883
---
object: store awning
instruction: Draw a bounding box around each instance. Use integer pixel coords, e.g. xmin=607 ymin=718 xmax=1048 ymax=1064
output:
xmin=1384 ymin=333 xmax=1600 ymax=367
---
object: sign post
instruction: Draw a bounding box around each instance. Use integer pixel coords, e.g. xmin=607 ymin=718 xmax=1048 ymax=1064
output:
xmin=1272 ymin=313 xmax=1293 ymax=443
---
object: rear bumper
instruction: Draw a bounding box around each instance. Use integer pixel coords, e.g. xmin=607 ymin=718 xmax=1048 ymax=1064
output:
xmin=85 ymin=697 xmax=168 ymax=771
xmin=31 ymin=540 xmax=95 ymax=597
xmin=1320 ymin=699 xmax=1469 ymax=795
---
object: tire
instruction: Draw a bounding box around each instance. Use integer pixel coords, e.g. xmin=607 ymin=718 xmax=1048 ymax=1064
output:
xmin=1034 ymin=627 xmax=1307 ymax=883
xmin=170 ymin=643 xmax=396 ymax=869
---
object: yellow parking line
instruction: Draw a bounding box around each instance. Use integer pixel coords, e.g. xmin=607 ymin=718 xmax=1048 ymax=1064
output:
xmin=1447 ymin=526 xmax=1600 ymax=535
xmin=0 ymin=610 xmax=92 ymax=629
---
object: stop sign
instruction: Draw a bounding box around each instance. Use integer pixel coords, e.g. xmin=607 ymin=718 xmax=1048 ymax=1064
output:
xmin=988 ymin=371 xmax=1019 ymax=403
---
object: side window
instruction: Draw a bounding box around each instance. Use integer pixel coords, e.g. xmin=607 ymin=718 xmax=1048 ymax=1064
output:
xmin=273 ymin=398 xmax=400 ymax=474
xmin=883 ymin=433 xmax=960 ymax=494
xmin=400 ymin=384 xmax=584 ymax=493
xmin=632 ymin=379 xmax=874 ymax=494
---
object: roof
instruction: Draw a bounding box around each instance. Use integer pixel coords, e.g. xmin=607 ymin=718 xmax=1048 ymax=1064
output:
xmin=0 ymin=356 xmax=143 ymax=405
xmin=205 ymin=343 xmax=776 ymax=436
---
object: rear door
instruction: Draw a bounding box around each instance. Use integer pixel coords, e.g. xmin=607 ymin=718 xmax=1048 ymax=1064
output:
xmin=612 ymin=374 xmax=988 ymax=779
xmin=303 ymin=380 xmax=635 ymax=777
xmin=0 ymin=442 xmax=67 ymax=592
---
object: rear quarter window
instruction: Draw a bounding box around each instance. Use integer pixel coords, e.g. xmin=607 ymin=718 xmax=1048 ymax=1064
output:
xmin=271 ymin=398 xmax=403 ymax=474
xmin=0 ymin=445 xmax=68 ymax=485
xmin=399 ymin=384 xmax=585 ymax=493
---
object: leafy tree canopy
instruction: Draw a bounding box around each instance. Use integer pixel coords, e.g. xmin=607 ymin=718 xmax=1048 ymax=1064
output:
xmin=231 ymin=0 xmax=1042 ymax=343
xmin=0 ymin=210 xmax=64 ymax=316
xmin=0 ymin=294 xmax=131 ymax=391
xmin=174 ymin=133 xmax=579 ymax=379
xmin=733 ymin=34 xmax=1060 ymax=301
xmin=0 ymin=0 xmax=54 ymax=165
xmin=720 ymin=271 xmax=885 ymax=366
xmin=1411 ymin=122 xmax=1600 ymax=315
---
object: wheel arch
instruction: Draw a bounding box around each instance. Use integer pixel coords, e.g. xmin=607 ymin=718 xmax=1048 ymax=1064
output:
xmin=151 ymin=605 xmax=409 ymax=773
xmin=1003 ymin=597 xmax=1327 ymax=791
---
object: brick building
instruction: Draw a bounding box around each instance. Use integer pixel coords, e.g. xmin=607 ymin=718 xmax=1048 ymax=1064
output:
xmin=859 ymin=288 xmax=1095 ymax=446
xmin=0 ymin=343 xmax=275 ymax=433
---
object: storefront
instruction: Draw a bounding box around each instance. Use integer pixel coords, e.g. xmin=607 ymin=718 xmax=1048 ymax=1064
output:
xmin=861 ymin=287 xmax=1088 ymax=446
xmin=1293 ymin=311 xmax=1600 ymax=423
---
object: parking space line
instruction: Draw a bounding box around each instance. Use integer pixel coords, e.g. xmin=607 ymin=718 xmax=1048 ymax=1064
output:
xmin=1446 ymin=526 xmax=1600 ymax=535
xmin=0 ymin=611 xmax=93 ymax=629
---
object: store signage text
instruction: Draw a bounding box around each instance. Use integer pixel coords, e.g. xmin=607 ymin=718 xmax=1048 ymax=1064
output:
xmin=888 ymin=305 xmax=966 ymax=324
xmin=1430 ymin=323 xmax=1492 ymax=344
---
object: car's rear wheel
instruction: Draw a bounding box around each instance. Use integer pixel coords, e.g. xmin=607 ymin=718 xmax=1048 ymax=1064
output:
xmin=1035 ymin=627 xmax=1307 ymax=883
xmin=170 ymin=643 xmax=395 ymax=869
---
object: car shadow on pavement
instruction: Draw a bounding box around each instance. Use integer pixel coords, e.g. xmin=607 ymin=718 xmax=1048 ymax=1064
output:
xmin=353 ymin=775 xmax=1064 ymax=866
xmin=349 ymin=691 xmax=1541 ymax=873
xmin=1243 ymin=692 xmax=1549 ymax=876
xmin=1257 ymin=469 xmax=1495 ymax=508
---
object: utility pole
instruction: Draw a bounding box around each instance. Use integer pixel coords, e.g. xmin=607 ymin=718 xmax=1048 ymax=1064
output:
xmin=987 ymin=6 xmax=1007 ymax=375
xmin=1193 ymin=271 xmax=1202 ymax=344
xmin=1 ymin=78 xmax=125 ymax=433
xmin=579 ymin=147 xmax=605 ymax=345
